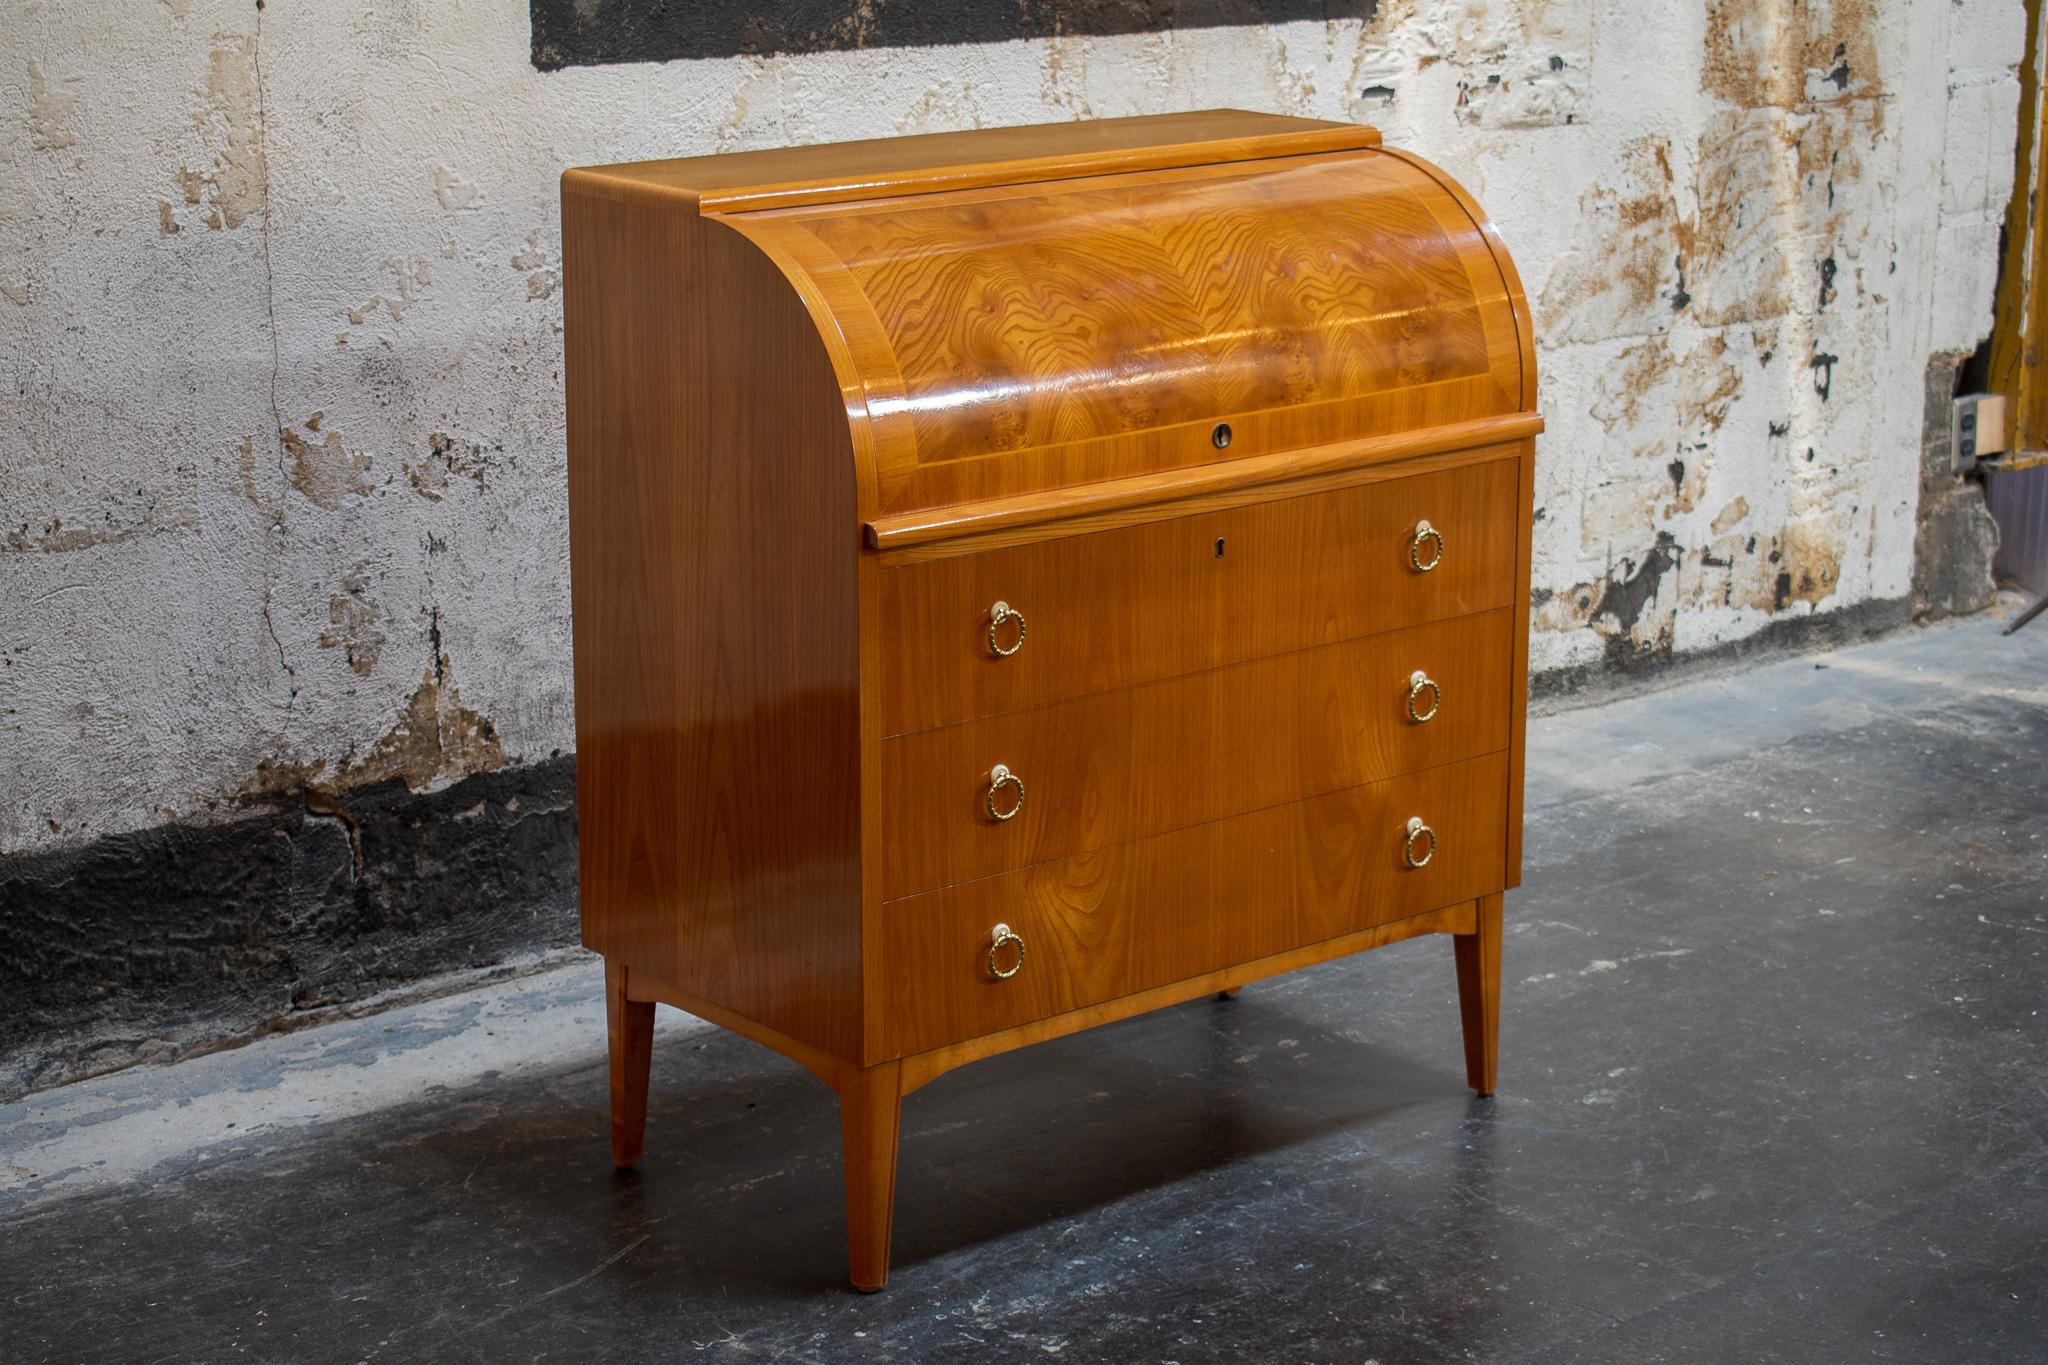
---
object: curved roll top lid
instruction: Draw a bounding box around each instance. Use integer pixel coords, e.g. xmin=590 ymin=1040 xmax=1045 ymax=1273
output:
xmin=717 ymin=131 xmax=1532 ymax=522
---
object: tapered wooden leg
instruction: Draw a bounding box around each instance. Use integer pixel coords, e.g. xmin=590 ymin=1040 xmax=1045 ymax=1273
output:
xmin=1453 ymin=894 xmax=1502 ymax=1097
xmin=840 ymin=1060 xmax=904 ymax=1293
xmin=605 ymin=960 xmax=656 ymax=1168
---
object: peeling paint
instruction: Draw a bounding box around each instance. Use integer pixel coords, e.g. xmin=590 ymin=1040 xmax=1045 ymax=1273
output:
xmin=191 ymin=35 xmax=268 ymax=231
xmin=27 ymin=62 xmax=81 ymax=152
xmin=1702 ymin=0 xmax=1879 ymax=108
xmin=337 ymin=650 xmax=508 ymax=792
xmin=433 ymin=165 xmax=483 ymax=212
xmin=404 ymin=433 xmax=499 ymax=502
xmin=319 ymin=573 xmax=387 ymax=677
xmin=4 ymin=505 xmax=199 ymax=555
xmin=282 ymin=420 xmax=374 ymax=509
xmin=1711 ymin=496 xmax=1751 ymax=536
xmin=246 ymin=642 xmax=506 ymax=799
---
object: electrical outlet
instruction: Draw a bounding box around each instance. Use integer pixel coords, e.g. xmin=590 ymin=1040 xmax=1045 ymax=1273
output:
xmin=1952 ymin=392 xmax=2008 ymax=472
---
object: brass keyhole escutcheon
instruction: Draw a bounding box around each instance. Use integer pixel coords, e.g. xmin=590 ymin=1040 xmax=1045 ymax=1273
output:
xmin=985 ymin=763 xmax=1026 ymax=822
xmin=1403 ymin=816 xmax=1438 ymax=869
xmin=1407 ymin=670 xmax=1442 ymax=724
xmin=987 ymin=922 xmax=1026 ymax=980
xmin=1410 ymin=520 xmax=1446 ymax=573
xmin=986 ymin=601 xmax=1027 ymax=658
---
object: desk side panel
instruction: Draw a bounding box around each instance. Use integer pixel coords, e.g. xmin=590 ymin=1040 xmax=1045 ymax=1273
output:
xmin=564 ymin=181 xmax=863 ymax=1060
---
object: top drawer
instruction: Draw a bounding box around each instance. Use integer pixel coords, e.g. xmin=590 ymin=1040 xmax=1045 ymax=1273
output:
xmin=876 ymin=454 xmax=1519 ymax=736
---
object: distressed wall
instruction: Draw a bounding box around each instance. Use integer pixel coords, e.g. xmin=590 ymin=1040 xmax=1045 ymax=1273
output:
xmin=0 ymin=1 xmax=2024 ymax=1084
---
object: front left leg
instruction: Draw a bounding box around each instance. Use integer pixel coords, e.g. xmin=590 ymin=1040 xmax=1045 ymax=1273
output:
xmin=840 ymin=1060 xmax=905 ymax=1292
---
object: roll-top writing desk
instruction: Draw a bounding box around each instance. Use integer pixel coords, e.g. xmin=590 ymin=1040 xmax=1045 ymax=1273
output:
xmin=562 ymin=109 xmax=1539 ymax=1291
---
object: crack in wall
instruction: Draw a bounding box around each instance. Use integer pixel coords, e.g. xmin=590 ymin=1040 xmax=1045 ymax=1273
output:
xmin=247 ymin=3 xmax=297 ymax=707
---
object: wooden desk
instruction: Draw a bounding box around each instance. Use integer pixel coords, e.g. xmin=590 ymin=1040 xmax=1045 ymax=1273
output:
xmin=562 ymin=109 xmax=1539 ymax=1291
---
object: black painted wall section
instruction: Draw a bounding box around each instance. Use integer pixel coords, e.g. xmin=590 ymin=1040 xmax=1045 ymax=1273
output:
xmin=531 ymin=0 xmax=1378 ymax=70
xmin=0 ymin=758 xmax=580 ymax=1100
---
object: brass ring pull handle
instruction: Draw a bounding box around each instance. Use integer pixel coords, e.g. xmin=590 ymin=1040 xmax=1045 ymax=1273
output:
xmin=1410 ymin=520 xmax=1446 ymax=573
xmin=985 ymin=763 xmax=1026 ymax=822
xmin=1403 ymin=815 xmax=1438 ymax=869
xmin=986 ymin=601 xmax=1027 ymax=658
xmin=1407 ymin=670 xmax=1443 ymax=724
xmin=987 ymin=922 xmax=1026 ymax=980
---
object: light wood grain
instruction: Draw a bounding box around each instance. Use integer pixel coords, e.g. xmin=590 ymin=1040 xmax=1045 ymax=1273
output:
xmin=880 ymin=608 xmax=1513 ymax=898
xmin=564 ymin=189 xmax=863 ymax=1060
xmin=864 ymin=413 xmax=1542 ymax=551
xmin=1378 ymin=147 xmax=1540 ymax=890
xmin=1455 ymin=892 xmax=1503 ymax=1096
xmin=566 ymin=109 xmax=1377 ymax=213
xmin=871 ymin=441 xmax=1527 ymax=566
xmin=605 ymin=961 xmax=655 ymax=1169
xmin=872 ymin=750 xmax=1510 ymax=1059
xmin=897 ymin=900 xmax=1480 ymax=1095
xmin=841 ymin=1061 xmax=905 ymax=1293
xmin=727 ymin=147 xmax=1526 ymax=518
xmin=878 ymin=454 xmax=1519 ymax=736
xmin=565 ymin=111 xmax=1537 ymax=1292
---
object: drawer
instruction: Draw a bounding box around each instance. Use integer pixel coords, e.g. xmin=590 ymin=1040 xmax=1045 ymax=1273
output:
xmin=874 ymin=750 xmax=1510 ymax=1059
xmin=877 ymin=454 xmax=1519 ymax=736
xmin=879 ymin=608 xmax=1512 ymax=899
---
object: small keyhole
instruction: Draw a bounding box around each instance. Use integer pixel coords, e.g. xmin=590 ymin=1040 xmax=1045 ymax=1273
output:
xmin=1211 ymin=422 xmax=1233 ymax=449
xmin=1215 ymin=537 xmax=1227 ymax=558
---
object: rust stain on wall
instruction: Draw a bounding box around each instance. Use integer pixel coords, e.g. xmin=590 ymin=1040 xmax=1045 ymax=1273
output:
xmin=344 ymin=662 xmax=507 ymax=790
xmin=186 ymin=35 xmax=268 ymax=231
xmin=1538 ymin=137 xmax=1684 ymax=342
xmin=245 ymin=643 xmax=506 ymax=800
xmin=1702 ymin=0 xmax=1878 ymax=107
xmin=1535 ymin=0 xmax=1884 ymax=666
xmin=283 ymin=415 xmax=375 ymax=508
xmin=1542 ymin=513 xmax=1847 ymax=662
xmin=1765 ymin=518 xmax=1842 ymax=609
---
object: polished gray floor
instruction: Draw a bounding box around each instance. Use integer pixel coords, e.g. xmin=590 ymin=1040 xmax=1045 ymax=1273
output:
xmin=4 ymin=607 xmax=2046 ymax=1363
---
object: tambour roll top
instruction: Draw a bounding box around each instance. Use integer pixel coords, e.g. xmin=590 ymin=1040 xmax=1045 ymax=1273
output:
xmin=565 ymin=109 xmax=1534 ymax=540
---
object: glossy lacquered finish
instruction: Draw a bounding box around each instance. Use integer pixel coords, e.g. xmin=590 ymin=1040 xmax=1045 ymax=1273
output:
xmin=562 ymin=110 xmax=1539 ymax=1292
xmin=875 ymin=751 xmax=1512 ymax=1058
xmin=878 ymin=609 xmax=1513 ymax=897
xmin=877 ymin=452 xmax=1520 ymax=735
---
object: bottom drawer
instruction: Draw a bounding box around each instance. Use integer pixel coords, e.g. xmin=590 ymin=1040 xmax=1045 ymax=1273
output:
xmin=873 ymin=750 xmax=1509 ymax=1059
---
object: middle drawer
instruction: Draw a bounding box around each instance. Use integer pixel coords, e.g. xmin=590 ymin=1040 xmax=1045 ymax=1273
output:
xmin=879 ymin=606 xmax=1512 ymax=899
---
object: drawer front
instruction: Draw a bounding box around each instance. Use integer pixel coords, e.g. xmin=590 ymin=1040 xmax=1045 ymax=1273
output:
xmin=880 ymin=608 xmax=1512 ymax=899
xmin=874 ymin=751 xmax=1510 ymax=1059
xmin=877 ymin=454 xmax=1519 ymax=736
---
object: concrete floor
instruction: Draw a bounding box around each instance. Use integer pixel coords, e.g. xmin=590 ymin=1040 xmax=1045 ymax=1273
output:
xmin=4 ymin=609 xmax=2046 ymax=1364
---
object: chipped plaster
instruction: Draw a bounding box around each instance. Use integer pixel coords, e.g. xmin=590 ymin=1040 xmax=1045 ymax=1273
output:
xmin=0 ymin=0 xmax=2026 ymax=855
